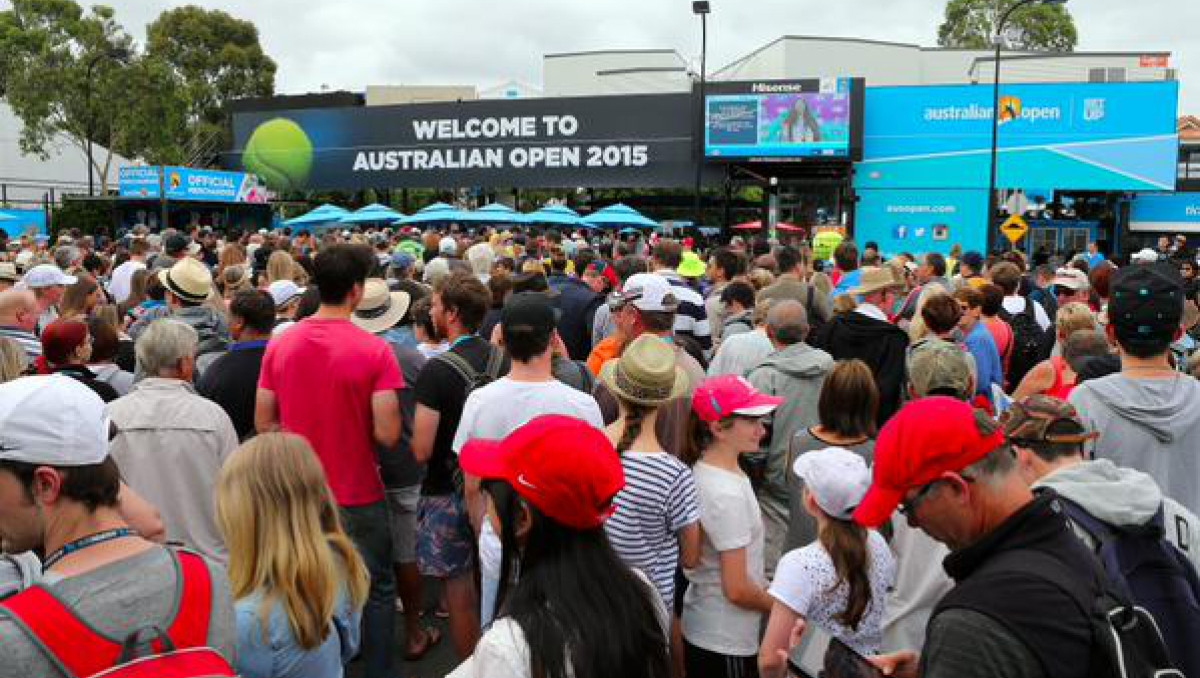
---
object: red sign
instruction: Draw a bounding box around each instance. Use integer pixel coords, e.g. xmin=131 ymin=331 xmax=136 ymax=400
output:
xmin=1140 ymin=55 xmax=1169 ymax=68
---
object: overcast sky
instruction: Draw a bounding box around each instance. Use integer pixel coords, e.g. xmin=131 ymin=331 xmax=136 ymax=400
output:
xmin=7 ymin=0 xmax=1198 ymax=113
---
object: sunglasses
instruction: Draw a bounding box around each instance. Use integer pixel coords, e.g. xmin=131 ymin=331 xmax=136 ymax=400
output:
xmin=897 ymin=473 xmax=976 ymax=518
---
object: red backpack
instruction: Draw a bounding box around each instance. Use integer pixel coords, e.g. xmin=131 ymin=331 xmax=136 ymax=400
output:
xmin=0 ymin=549 xmax=235 ymax=678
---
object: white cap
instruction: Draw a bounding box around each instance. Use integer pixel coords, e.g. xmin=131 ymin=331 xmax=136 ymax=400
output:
xmin=439 ymin=236 xmax=458 ymax=256
xmin=1050 ymin=267 xmax=1090 ymax=291
xmin=1133 ymin=248 xmax=1159 ymax=264
xmin=267 ymin=280 xmax=305 ymax=308
xmin=617 ymin=273 xmax=679 ymax=313
xmin=23 ymin=264 xmax=77 ymax=289
xmin=0 ymin=375 xmax=109 ymax=466
xmin=792 ymin=447 xmax=872 ymax=521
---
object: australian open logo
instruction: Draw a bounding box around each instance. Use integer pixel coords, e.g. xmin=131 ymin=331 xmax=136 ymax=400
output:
xmin=1083 ymin=98 xmax=1106 ymax=122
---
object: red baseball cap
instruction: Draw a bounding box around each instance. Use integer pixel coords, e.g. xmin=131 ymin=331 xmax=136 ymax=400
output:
xmin=853 ymin=397 xmax=1006 ymax=528
xmin=692 ymin=375 xmax=785 ymax=423
xmin=459 ymin=415 xmax=625 ymax=530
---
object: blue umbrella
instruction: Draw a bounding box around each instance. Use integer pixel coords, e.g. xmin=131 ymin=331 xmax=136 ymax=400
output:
xmin=582 ymin=203 xmax=658 ymax=229
xmin=397 ymin=202 xmax=468 ymax=225
xmin=454 ymin=203 xmax=528 ymax=224
xmin=341 ymin=204 xmax=405 ymax=224
xmin=284 ymin=204 xmax=350 ymax=227
xmin=525 ymin=204 xmax=585 ymax=228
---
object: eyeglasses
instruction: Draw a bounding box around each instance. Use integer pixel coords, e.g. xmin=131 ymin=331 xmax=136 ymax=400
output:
xmin=897 ymin=480 xmax=942 ymax=518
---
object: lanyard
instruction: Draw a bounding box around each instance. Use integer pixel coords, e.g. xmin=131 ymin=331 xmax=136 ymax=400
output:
xmin=42 ymin=528 xmax=136 ymax=570
xmin=449 ymin=334 xmax=477 ymax=351
xmin=231 ymin=340 xmax=269 ymax=352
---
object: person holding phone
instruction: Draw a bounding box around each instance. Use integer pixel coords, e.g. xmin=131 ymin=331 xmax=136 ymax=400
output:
xmin=681 ymin=375 xmax=784 ymax=678
xmin=759 ymin=447 xmax=896 ymax=678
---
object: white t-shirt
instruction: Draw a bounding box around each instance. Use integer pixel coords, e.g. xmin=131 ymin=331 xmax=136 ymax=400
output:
xmin=107 ymin=259 xmax=146 ymax=304
xmin=770 ymin=530 xmax=897 ymax=655
xmin=452 ymin=377 xmax=604 ymax=454
xmin=1002 ymin=295 xmax=1051 ymax=332
xmin=453 ymin=377 xmax=605 ymax=628
xmin=682 ymin=461 xmax=766 ymax=657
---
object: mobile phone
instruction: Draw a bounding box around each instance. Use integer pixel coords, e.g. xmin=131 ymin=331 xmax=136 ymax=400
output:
xmin=785 ymin=627 xmax=884 ymax=678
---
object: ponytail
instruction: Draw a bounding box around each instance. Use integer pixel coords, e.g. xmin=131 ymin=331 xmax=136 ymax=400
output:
xmin=819 ymin=518 xmax=872 ymax=630
xmin=616 ymin=402 xmax=653 ymax=454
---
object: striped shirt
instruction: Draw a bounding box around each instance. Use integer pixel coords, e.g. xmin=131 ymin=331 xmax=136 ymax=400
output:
xmin=659 ymin=272 xmax=712 ymax=351
xmin=0 ymin=326 xmax=40 ymax=363
xmin=604 ymin=451 xmax=701 ymax=609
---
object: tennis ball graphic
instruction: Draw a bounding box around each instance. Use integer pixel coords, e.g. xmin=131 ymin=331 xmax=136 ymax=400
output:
xmin=242 ymin=118 xmax=313 ymax=191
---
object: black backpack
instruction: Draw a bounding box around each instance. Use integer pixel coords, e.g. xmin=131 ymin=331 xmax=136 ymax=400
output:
xmin=438 ymin=345 xmax=506 ymax=493
xmin=984 ymin=548 xmax=1184 ymax=678
xmin=1060 ymin=497 xmax=1200 ymax=678
xmin=998 ymin=297 xmax=1044 ymax=388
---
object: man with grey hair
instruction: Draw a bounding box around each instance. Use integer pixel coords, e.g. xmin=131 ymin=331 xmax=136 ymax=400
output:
xmin=465 ymin=242 xmax=495 ymax=284
xmin=745 ymin=299 xmax=834 ymax=574
xmin=107 ymin=319 xmax=238 ymax=564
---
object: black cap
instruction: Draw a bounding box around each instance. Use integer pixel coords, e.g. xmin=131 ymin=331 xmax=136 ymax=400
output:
xmin=1109 ymin=263 xmax=1184 ymax=343
xmin=164 ymin=233 xmax=191 ymax=256
xmin=501 ymin=292 xmax=558 ymax=337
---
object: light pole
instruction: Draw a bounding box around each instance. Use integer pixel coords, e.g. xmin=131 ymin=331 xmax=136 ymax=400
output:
xmin=986 ymin=0 xmax=1067 ymax=250
xmin=83 ymin=46 xmax=131 ymax=197
xmin=692 ymin=1 xmax=710 ymax=232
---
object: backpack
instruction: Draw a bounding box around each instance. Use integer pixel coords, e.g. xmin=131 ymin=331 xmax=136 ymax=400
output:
xmin=0 ymin=550 xmax=235 ymax=678
xmin=1060 ymin=498 xmax=1200 ymax=678
xmin=984 ymin=548 xmax=1183 ymax=678
xmin=998 ymin=297 xmax=1044 ymax=388
xmin=552 ymin=356 xmax=595 ymax=395
xmin=804 ymin=284 xmax=827 ymax=339
xmin=438 ymin=344 xmax=506 ymax=493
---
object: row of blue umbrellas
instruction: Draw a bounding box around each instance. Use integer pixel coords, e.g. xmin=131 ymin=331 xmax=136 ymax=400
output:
xmin=283 ymin=202 xmax=658 ymax=230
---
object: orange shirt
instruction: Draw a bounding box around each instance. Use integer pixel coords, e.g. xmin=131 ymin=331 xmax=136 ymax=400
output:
xmin=587 ymin=335 xmax=623 ymax=376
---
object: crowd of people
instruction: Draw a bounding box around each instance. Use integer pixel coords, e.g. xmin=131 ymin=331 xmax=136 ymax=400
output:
xmin=0 ymin=220 xmax=1199 ymax=678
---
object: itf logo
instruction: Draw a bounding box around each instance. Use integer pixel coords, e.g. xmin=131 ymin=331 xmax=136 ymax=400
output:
xmin=998 ymin=96 xmax=1022 ymax=125
xmin=1083 ymin=98 xmax=1107 ymax=122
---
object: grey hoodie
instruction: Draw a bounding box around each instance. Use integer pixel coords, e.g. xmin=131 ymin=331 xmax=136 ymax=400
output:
xmin=1070 ymin=374 xmax=1200 ymax=513
xmin=1034 ymin=459 xmax=1200 ymax=573
xmin=746 ymin=342 xmax=835 ymax=500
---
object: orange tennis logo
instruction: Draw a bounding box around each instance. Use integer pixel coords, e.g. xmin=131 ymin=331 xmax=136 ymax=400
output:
xmin=998 ymin=96 xmax=1022 ymax=125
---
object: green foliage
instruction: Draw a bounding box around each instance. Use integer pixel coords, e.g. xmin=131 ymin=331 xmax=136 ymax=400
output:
xmin=937 ymin=0 xmax=1077 ymax=52
xmin=52 ymin=197 xmax=115 ymax=236
xmin=0 ymin=0 xmax=189 ymax=191
xmin=147 ymin=6 xmax=276 ymax=156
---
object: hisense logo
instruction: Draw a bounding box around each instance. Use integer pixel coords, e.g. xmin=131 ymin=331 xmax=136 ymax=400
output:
xmin=751 ymin=82 xmax=807 ymax=93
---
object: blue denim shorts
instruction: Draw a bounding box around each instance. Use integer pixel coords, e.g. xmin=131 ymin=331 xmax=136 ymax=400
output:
xmin=416 ymin=493 xmax=475 ymax=578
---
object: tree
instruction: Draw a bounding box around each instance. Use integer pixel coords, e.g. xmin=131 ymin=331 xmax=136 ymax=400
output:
xmin=147 ymin=6 xmax=276 ymax=163
xmin=0 ymin=0 xmax=188 ymax=193
xmin=937 ymin=0 xmax=1078 ymax=52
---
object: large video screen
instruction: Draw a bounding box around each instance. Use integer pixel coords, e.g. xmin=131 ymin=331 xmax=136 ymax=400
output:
xmin=704 ymin=78 xmax=862 ymax=160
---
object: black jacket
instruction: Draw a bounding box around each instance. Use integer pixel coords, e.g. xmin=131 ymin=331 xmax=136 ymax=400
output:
xmin=809 ymin=310 xmax=909 ymax=426
xmin=547 ymin=274 xmax=602 ymax=361
xmin=53 ymin=365 xmax=120 ymax=403
xmin=931 ymin=491 xmax=1101 ymax=678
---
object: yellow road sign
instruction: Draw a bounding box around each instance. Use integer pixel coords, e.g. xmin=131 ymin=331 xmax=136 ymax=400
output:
xmin=1000 ymin=214 xmax=1029 ymax=244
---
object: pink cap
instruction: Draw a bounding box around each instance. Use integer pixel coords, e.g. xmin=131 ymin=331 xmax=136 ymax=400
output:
xmin=692 ymin=375 xmax=784 ymax=423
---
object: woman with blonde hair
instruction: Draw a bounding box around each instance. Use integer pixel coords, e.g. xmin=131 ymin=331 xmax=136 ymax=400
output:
xmin=217 ymin=433 xmax=369 ymax=678
xmin=266 ymin=249 xmax=299 ymax=286
xmin=218 ymin=242 xmax=247 ymax=277
xmin=0 ymin=337 xmax=27 ymax=382
xmin=1012 ymin=301 xmax=1097 ymax=400
xmin=59 ymin=273 xmax=103 ymax=321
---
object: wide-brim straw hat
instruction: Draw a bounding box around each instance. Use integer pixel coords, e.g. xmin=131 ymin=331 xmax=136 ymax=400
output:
xmin=599 ymin=334 xmax=688 ymax=406
xmin=849 ymin=266 xmax=905 ymax=297
xmin=353 ymin=278 xmax=411 ymax=335
xmin=158 ymin=257 xmax=212 ymax=303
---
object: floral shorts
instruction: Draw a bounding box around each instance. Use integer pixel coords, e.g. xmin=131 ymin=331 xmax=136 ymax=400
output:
xmin=416 ymin=493 xmax=475 ymax=579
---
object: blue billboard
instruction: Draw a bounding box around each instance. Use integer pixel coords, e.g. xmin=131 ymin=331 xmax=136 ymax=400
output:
xmin=855 ymin=189 xmax=989 ymax=258
xmin=119 ymin=166 xmax=267 ymax=203
xmin=1129 ymin=192 xmax=1200 ymax=234
xmin=0 ymin=208 xmax=48 ymax=237
xmin=855 ymin=81 xmax=1178 ymax=192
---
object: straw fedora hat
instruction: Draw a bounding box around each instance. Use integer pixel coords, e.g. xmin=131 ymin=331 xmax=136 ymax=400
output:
xmin=159 ymin=257 xmax=213 ymax=303
xmin=353 ymin=278 xmax=412 ymax=335
xmin=599 ymin=334 xmax=688 ymax=406
xmin=849 ymin=266 xmax=905 ymax=297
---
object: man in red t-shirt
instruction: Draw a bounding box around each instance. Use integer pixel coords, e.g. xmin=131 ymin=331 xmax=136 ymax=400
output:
xmin=256 ymin=243 xmax=403 ymax=678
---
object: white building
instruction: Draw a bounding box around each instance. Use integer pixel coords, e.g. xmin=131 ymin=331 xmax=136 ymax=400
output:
xmin=1 ymin=100 xmax=130 ymax=207
xmin=479 ymin=79 xmax=543 ymax=99
xmin=540 ymin=36 xmax=1176 ymax=96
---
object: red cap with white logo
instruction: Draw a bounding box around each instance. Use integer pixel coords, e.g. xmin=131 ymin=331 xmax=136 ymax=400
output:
xmin=459 ymin=415 xmax=625 ymax=530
